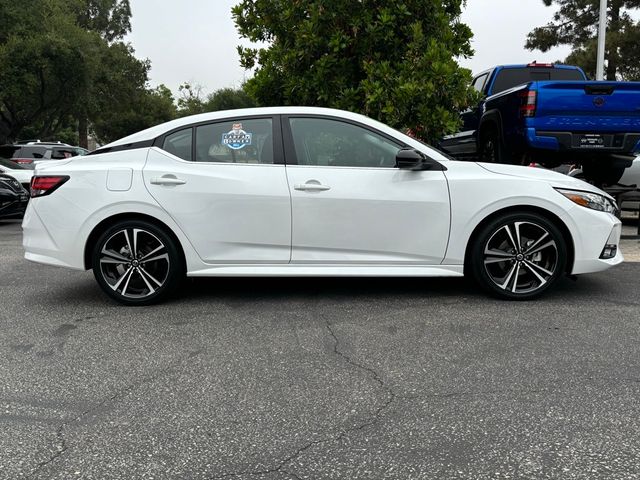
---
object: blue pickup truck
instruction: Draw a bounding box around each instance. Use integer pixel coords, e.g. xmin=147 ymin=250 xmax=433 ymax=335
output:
xmin=440 ymin=63 xmax=640 ymax=184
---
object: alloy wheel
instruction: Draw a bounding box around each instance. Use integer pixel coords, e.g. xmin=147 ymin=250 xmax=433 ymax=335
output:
xmin=482 ymin=221 xmax=559 ymax=295
xmin=99 ymin=228 xmax=170 ymax=299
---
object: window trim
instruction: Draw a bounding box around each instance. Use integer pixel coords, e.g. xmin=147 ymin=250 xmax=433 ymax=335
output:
xmin=281 ymin=114 xmax=407 ymax=167
xmin=154 ymin=114 xmax=284 ymax=165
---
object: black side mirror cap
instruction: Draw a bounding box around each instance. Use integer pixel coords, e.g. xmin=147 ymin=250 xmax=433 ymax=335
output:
xmin=396 ymin=148 xmax=447 ymax=171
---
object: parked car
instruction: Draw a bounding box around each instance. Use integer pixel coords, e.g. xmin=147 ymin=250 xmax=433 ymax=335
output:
xmin=439 ymin=63 xmax=640 ymax=184
xmin=0 ymin=173 xmax=29 ymax=219
xmin=0 ymin=141 xmax=88 ymax=169
xmin=0 ymin=157 xmax=33 ymax=190
xmin=23 ymin=107 xmax=622 ymax=305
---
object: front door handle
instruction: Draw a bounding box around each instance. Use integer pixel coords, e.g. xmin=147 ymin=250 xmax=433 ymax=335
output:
xmin=150 ymin=175 xmax=186 ymax=186
xmin=294 ymin=182 xmax=331 ymax=192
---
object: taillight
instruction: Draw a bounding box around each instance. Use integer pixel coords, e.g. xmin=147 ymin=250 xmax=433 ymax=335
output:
xmin=519 ymin=90 xmax=537 ymax=118
xmin=12 ymin=158 xmax=34 ymax=165
xmin=30 ymin=175 xmax=70 ymax=198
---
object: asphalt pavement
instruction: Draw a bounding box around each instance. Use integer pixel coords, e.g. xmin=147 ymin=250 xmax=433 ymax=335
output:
xmin=2 ymin=219 xmax=640 ymax=480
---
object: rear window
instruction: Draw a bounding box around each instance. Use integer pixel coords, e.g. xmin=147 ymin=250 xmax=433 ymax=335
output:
xmin=15 ymin=146 xmax=49 ymax=159
xmin=491 ymin=67 xmax=585 ymax=95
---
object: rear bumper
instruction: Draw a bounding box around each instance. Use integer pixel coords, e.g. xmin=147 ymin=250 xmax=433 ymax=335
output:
xmin=527 ymin=128 xmax=640 ymax=155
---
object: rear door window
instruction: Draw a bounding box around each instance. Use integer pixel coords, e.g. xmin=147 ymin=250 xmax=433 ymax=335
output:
xmin=195 ymin=118 xmax=273 ymax=164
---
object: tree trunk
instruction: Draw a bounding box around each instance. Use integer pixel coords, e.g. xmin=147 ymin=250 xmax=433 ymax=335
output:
xmin=78 ymin=114 xmax=88 ymax=149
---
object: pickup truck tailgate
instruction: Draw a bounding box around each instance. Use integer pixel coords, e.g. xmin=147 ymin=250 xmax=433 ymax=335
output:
xmin=533 ymin=81 xmax=640 ymax=132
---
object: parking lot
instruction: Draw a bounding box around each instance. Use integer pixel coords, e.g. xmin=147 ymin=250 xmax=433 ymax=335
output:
xmin=2 ymin=218 xmax=640 ymax=479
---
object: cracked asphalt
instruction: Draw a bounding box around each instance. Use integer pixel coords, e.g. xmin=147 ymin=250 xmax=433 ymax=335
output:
xmin=2 ymin=218 xmax=640 ymax=479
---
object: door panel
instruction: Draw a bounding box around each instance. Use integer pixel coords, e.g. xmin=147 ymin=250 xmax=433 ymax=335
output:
xmin=286 ymin=166 xmax=450 ymax=264
xmin=283 ymin=116 xmax=450 ymax=264
xmin=144 ymin=116 xmax=291 ymax=264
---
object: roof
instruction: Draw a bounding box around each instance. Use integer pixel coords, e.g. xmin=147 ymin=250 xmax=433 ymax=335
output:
xmin=103 ymin=107 xmax=395 ymax=148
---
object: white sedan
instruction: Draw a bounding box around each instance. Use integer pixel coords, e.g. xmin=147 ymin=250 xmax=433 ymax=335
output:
xmin=22 ymin=107 xmax=623 ymax=305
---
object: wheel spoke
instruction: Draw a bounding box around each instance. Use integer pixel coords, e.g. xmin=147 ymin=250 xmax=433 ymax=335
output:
xmin=514 ymin=222 xmax=523 ymax=251
xmin=136 ymin=268 xmax=156 ymax=294
xmin=526 ymin=240 xmax=556 ymax=256
xmin=122 ymin=229 xmax=134 ymax=257
xmin=132 ymin=229 xmax=141 ymax=257
xmin=121 ymin=268 xmax=134 ymax=296
xmin=101 ymin=248 xmax=130 ymax=262
xmin=523 ymin=232 xmax=549 ymax=255
xmin=511 ymin=263 xmax=521 ymax=293
xmin=502 ymin=225 xmax=519 ymax=251
xmin=525 ymin=260 xmax=554 ymax=277
xmin=499 ymin=263 xmax=518 ymax=290
xmin=110 ymin=266 xmax=133 ymax=291
xmin=484 ymin=248 xmax=513 ymax=258
xmin=139 ymin=245 xmax=166 ymax=262
xmin=484 ymin=256 xmax=511 ymax=265
xmin=523 ymin=261 xmax=549 ymax=285
xmin=100 ymin=257 xmax=128 ymax=265
xmin=138 ymin=266 xmax=163 ymax=287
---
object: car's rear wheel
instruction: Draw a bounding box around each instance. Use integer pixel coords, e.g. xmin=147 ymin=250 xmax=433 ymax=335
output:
xmin=92 ymin=220 xmax=184 ymax=305
xmin=468 ymin=212 xmax=567 ymax=300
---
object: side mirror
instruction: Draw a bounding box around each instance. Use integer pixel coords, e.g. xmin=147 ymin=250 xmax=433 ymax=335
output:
xmin=395 ymin=148 xmax=446 ymax=171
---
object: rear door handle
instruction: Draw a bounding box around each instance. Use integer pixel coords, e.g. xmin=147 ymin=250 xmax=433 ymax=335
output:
xmin=294 ymin=182 xmax=331 ymax=191
xmin=150 ymin=175 xmax=186 ymax=186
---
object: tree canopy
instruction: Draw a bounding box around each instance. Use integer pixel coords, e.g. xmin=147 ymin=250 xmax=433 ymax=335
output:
xmin=526 ymin=0 xmax=640 ymax=80
xmin=232 ymin=0 xmax=477 ymax=143
xmin=0 ymin=0 xmax=176 ymax=145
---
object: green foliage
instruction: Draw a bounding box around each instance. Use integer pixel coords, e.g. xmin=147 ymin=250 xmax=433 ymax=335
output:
xmin=526 ymin=0 xmax=640 ymax=80
xmin=207 ymin=87 xmax=256 ymax=111
xmin=232 ymin=0 xmax=477 ymax=143
xmin=177 ymin=84 xmax=256 ymax=118
xmin=0 ymin=0 xmax=175 ymax=145
xmin=92 ymin=85 xmax=177 ymax=143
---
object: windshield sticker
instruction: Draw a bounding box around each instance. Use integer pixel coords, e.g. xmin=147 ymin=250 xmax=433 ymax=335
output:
xmin=222 ymin=123 xmax=252 ymax=150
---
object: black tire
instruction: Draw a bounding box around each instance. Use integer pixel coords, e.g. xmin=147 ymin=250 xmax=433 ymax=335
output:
xmin=468 ymin=212 xmax=567 ymax=300
xmin=479 ymin=127 xmax=511 ymax=164
xmin=92 ymin=220 xmax=184 ymax=306
xmin=581 ymin=162 xmax=626 ymax=186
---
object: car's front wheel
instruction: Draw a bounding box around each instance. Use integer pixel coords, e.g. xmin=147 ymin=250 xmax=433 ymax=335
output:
xmin=92 ymin=220 xmax=184 ymax=305
xmin=468 ymin=212 xmax=568 ymax=300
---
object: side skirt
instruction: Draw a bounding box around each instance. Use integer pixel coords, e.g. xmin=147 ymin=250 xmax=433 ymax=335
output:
xmin=187 ymin=265 xmax=465 ymax=278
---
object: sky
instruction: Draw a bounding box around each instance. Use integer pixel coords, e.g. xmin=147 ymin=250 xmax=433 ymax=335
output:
xmin=126 ymin=0 xmax=573 ymax=96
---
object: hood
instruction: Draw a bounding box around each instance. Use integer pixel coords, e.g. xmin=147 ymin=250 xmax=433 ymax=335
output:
xmin=476 ymin=162 xmax=613 ymax=199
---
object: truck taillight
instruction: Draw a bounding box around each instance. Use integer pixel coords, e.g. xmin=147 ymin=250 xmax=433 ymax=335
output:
xmin=519 ymin=90 xmax=537 ymax=118
xmin=30 ymin=176 xmax=70 ymax=198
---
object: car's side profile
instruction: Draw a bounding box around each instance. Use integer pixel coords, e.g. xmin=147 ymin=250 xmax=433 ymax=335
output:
xmin=22 ymin=107 xmax=623 ymax=305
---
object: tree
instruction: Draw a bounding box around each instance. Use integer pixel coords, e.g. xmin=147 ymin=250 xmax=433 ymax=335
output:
xmin=0 ymin=0 xmax=93 ymax=142
xmin=526 ymin=0 xmax=640 ymax=80
xmin=232 ymin=0 xmax=477 ymax=144
xmin=176 ymin=85 xmax=256 ymax=118
xmin=0 ymin=0 xmax=171 ymax=146
xmin=92 ymin=84 xmax=177 ymax=143
xmin=206 ymin=87 xmax=256 ymax=111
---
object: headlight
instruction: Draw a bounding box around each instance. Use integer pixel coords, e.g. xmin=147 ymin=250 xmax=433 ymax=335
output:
xmin=556 ymin=188 xmax=618 ymax=214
